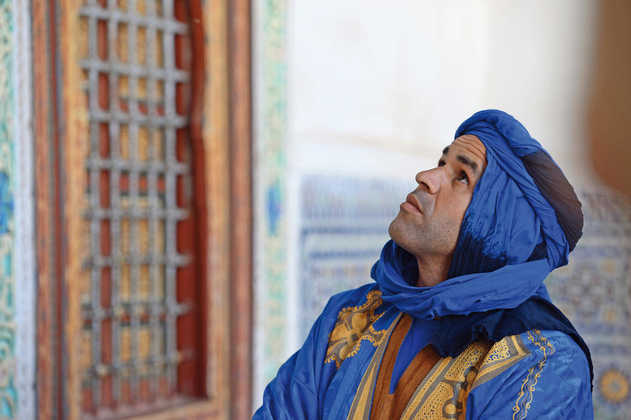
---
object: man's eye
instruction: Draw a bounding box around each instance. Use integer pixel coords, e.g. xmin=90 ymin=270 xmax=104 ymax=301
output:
xmin=456 ymin=171 xmax=469 ymax=184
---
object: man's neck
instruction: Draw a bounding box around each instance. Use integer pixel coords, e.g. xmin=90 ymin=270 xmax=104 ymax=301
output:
xmin=415 ymin=254 xmax=451 ymax=287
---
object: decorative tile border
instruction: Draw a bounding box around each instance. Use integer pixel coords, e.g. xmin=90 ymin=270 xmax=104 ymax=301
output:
xmin=11 ymin=0 xmax=35 ymax=418
xmin=253 ymin=0 xmax=289 ymax=401
xmin=0 ymin=0 xmax=16 ymax=417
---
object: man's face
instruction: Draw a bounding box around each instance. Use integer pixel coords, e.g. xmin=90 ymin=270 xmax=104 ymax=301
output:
xmin=388 ymin=135 xmax=487 ymax=259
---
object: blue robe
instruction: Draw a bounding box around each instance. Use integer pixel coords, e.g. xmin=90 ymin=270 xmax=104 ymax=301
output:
xmin=253 ymin=284 xmax=592 ymax=419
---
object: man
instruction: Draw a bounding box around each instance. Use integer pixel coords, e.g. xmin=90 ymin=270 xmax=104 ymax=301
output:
xmin=254 ymin=110 xmax=593 ymax=419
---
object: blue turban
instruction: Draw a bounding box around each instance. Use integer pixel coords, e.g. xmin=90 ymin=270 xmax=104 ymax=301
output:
xmin=371 ymin=109 xmax=592 ymax=383
xmin=373 ymin=109 xmax=582 ymax=317
xmin=450 ymin=109 xmax=582 ymax=278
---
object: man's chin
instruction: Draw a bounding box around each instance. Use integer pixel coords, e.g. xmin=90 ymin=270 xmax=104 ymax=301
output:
xmin=388 ymin=217 xmax=424 ymax=255
xmin=388 ymin=216 xmax=407 ymax=245
xmin=387 ymin=216 xmax=400 ymax=241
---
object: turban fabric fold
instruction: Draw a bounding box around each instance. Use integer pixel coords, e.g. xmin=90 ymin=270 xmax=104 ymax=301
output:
xmin=450 ymin=109 xmax=582 ymax=279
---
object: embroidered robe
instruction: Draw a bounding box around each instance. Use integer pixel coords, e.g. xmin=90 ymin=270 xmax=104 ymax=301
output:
xmin=253 ymin=284 xmax=593 ymax=420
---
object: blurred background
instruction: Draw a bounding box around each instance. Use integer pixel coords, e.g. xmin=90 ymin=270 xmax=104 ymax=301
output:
xmin=0 ymin=0 xmax=629 ymax=419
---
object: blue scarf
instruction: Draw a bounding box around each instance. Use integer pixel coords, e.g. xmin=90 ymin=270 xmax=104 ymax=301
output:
xmin=371 ymin=110 xmax=592 ymax=387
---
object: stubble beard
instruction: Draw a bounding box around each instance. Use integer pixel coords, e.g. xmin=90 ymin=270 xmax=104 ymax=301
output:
xmin=388 ymin=212 xmax=428 ymax=257
xmin=388 ymin=211 xmax=458 ymax=258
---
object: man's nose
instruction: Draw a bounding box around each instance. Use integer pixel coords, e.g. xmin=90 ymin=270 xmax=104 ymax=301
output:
xmin=415 ymin=168 xmax=442 ymax=194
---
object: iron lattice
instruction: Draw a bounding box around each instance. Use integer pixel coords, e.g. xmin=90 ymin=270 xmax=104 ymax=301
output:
xmin=79 ymin=0 xmax=192 ymax=413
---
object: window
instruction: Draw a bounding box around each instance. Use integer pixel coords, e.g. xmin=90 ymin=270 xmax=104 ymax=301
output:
xmin=33 ymin=0 xmax=252 ymax=418
xmin=78 ymin=0 xmax=203 ymax=414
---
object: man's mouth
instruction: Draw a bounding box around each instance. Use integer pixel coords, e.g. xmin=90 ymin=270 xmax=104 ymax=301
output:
xmin=401 ymin=193 xmax=423 ymax=215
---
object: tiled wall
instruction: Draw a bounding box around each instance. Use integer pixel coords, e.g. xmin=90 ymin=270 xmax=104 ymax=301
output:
xmin=297 ymin=176 xmax=408 ymax=339
xmin=546 ymin=191 xmax=631 ymax=419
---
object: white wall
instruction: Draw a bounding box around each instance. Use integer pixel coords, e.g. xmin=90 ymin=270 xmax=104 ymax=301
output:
xmin=287 ymin=0 xmax=597 ymax=184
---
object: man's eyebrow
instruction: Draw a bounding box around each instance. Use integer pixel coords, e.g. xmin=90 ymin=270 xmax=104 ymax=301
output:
xmin=441 ymin=146 xmax=480 ymax=173
xmin=456 ymin=155 xmax=478 ymax=173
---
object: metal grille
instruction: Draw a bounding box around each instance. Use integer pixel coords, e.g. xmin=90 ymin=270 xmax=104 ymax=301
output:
xmin=79 ymin=0 xmax=195 ymax=415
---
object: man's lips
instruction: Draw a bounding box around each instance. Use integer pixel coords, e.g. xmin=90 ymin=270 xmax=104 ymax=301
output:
xmin=401 ymin=193 xmax=422 ymax=215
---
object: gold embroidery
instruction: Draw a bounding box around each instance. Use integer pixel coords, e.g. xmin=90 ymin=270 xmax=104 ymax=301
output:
xmin=512 ymin=330 xmax=555 ymax=420
xmin=325 ymin=290 xmax=387 ymax=369
xmin=472 ymin=335 xmax=530 ymax=389
xmin=346 ymin=313 xmax=402 ymax=420
xmin=513 ymin=366 xmax=535 ymax=420
xmin=401 ymin=341 xmax=491 ymax=420
xmin=338 ymin=320 xmax=538 ymax=419
xmin=384 ymin=334 xmax=534 ymax=420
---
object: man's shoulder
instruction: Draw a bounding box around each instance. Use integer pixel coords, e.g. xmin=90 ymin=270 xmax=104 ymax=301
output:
xmin=476 ymin=329 xmax=590 ymax=388
xmin=468 ymin=329 xmax=591 ymax=406
xmin=514 ymin=329 xmax=589 ymax=365
xmin=501 ymin=329 xmax=589 ymax=369
xmin=466 ymin=330 xmax=593 ymax=418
